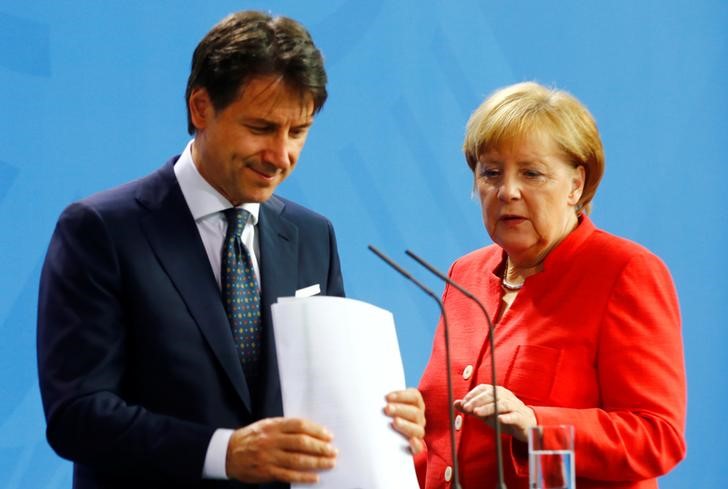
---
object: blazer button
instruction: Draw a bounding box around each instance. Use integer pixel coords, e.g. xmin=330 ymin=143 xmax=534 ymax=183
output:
xmin=444 ymin=465 xmax=453 ymax=482
xmin=455 ymin=414 xmax=463 ymax=431
xmin=463 ymin=364 xmax=473 ymax=380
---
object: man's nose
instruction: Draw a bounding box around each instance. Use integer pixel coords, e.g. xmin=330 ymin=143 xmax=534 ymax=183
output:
xmin=261 ymin=133 xmax=291 ymax=170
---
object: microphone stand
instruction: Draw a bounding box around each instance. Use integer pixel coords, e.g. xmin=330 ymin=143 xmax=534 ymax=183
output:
xmin=368 ymin=245 xmax=462 ymax=489
xmin=405 ymin=249 xmax=507 ymax=489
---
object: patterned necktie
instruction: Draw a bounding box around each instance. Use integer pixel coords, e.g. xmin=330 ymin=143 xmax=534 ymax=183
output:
xmin=222 ymin=208 xmax=262 ymax=382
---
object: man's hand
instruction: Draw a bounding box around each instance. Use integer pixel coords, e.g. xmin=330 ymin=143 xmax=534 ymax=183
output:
xmin=225 ymin=417 xmax=337 ymax=484
xmin=384 ymin=388 xmax=426 ymax=454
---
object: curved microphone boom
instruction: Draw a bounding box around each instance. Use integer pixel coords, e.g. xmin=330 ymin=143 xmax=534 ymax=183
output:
xmin=405 ymin=249 xmax=506 ymax=489
xmin=368 ymin=245 xmax=462 ymax=489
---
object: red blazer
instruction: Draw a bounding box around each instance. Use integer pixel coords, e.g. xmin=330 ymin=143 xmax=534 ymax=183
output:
xmin=415 ymin=216 xmax=686 ymax=489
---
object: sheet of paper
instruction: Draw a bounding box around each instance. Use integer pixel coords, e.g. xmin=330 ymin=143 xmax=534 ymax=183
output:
xmin=271 ymin=296 xmax=419 ymax=489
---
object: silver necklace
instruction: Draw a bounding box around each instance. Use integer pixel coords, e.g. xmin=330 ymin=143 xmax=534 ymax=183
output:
xmin=501 ymin=259 xmax=524 ymax=291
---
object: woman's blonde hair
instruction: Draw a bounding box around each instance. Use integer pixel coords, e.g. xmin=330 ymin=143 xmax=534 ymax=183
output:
xmin=464 ymin=81 xmax=605 ymax=213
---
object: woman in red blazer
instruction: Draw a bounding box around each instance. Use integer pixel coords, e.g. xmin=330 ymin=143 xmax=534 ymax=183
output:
xmin=415 ymin=82 xmax=686 ymax=488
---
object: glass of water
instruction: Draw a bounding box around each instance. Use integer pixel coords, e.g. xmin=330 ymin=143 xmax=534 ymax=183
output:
xmin=528 ymin=424 xmax=576 ymax=489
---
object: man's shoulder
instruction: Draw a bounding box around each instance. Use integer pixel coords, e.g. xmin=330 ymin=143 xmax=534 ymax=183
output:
xmin=70 ymin=158 xmax=177 ymax=216
xmin=50 ymin=159 xmax=180 ymax=239
xmin=265 ymin=194 xmax=333 ymax=227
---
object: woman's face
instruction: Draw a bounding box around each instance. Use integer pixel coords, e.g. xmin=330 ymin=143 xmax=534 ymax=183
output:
xmin=475 ymin=132 xmax=585 ymax=267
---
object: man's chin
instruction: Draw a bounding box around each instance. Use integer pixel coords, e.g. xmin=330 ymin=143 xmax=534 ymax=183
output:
xmin=234 ymin=189 xmax=276 ymax=204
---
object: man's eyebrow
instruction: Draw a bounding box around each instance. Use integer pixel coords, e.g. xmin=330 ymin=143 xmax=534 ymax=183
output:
xmin=241 ymin=117 xmax=314 ymax=127
xmin=241 ymin=117 xmax=276 ymax=125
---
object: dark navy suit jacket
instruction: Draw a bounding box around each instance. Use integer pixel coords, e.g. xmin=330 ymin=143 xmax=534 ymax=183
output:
xmin=37 ymin=158 xmax=345 ymax=488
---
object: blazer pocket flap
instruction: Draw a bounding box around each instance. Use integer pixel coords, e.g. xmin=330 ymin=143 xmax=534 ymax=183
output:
xmin=505 ymin=345 xmax=563 ymax=403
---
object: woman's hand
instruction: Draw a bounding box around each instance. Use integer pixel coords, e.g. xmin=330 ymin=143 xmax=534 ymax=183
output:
xmin=454 ymin=384 xmax=536 ymax=442
xmin=384 ymin=388 xmax=426 ymax=454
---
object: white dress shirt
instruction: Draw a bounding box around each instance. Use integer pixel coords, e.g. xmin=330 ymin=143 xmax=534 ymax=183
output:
xmin=173 ymin=140 xmax=260 ymax=480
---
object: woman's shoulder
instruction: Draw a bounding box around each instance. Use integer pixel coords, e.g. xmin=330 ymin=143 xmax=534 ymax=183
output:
xmin=450 ymin=243 xmax=503 ymax=273
xmin=590 ymin=226 xmax=652 ymax=255
xmin=583 ymin=225 xmax=668 ymax=273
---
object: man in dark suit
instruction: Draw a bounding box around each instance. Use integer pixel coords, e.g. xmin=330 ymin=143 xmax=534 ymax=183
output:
xmin=37 ymin=10 xmax=426 ymax=489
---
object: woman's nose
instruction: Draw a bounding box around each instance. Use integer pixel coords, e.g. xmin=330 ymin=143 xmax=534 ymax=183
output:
xmin=497 ymin=174 xmax=521 ymax=201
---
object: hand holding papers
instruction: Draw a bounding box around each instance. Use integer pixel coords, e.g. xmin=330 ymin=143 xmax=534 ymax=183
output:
xmin=271 ymin=296 xmax=420 ymax=489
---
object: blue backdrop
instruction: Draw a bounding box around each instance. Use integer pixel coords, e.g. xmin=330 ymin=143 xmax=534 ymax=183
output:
xmin=1 ymin=1 xmax=725 ymax=487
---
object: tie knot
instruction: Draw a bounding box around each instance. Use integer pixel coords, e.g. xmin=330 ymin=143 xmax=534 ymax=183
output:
xmin=224 ymin=208 xmax=250 ymax=238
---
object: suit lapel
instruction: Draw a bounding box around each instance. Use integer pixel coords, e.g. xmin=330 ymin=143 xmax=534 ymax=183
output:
xmin=258 ymin=196 xmax=298 ymax=416
xmin=136 ymin=161 xmax=253 ymax=411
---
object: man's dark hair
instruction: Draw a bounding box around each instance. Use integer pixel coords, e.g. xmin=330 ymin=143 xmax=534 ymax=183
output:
xmin=185 ymin=11 xmax=328 ymax=134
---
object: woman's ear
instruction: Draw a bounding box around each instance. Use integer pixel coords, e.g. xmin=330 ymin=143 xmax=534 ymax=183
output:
xmin=569 ymin=165 xmax=586 ymax=206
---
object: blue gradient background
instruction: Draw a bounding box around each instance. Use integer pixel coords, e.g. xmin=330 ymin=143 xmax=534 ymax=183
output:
xmin=1 ymin=1 xmax=725 ymax=487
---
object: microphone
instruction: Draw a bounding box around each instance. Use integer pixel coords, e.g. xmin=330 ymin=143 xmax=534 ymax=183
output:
xmin=368 ymin=245 xmax=462 ymax=489
xmin=405 ymin=249 xmax=506 ymax=489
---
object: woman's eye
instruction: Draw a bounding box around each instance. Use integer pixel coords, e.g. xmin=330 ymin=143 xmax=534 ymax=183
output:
xmin=479 ymin=168 xmax=501 ymax=179
xmin=523 ymin=169 xmax=543 ymax=178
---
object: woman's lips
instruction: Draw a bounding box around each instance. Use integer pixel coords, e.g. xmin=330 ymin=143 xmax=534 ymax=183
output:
xmin=499 ymin=214 xmax=527 ymax=225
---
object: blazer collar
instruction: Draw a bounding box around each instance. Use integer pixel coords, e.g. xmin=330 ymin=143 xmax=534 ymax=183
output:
xmin=258 ymin=195 xmax=299 ymax=308
xmin=256 ymin=195 xmax=299 ymax=417
xmin=136 ymin=159 xmax=254 ymax=412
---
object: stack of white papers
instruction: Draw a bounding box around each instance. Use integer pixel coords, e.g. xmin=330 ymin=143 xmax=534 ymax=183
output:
xmin=271 ymin=296 xmax=419 ymax=489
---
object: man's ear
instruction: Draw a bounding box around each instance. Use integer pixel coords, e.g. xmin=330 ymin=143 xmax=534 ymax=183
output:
xmin=188 ymin=87 xmax=213 ymax=132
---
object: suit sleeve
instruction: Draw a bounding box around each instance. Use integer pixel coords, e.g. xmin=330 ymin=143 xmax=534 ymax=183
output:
xmin=324 ymin=219 xmax=345 ymax=297
xmin=37 ymin=202 xmax=214 ymax=483
xmin=525 ymin=252 xmax=686 ymax=481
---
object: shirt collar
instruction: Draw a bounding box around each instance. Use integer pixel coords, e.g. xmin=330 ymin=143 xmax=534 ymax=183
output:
xmin=174 ymin=139 xmax=260 ymax=225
